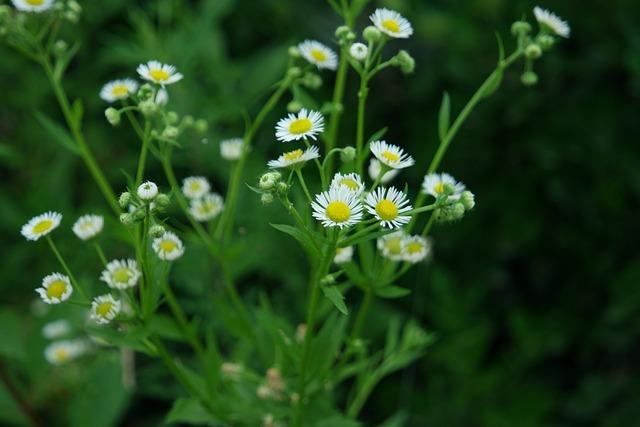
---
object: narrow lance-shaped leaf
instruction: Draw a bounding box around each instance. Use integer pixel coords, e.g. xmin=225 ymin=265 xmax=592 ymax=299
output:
xmin=438 ymin=91 xmax=450 ymax=143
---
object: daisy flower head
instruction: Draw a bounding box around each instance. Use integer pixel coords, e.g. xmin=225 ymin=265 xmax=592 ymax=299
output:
xmin=42 ymin=319 xmax=71 ymax=340
xmin=402 ymin=235 xmax=432 ymax=264
xmin=153 ymin=231 xmax=185 ymax=261
xmin=11 ymin=0 xmax=54 ymax=13
xmin=311 ymin=187 xmax=363 ymax=229
xmin=368 ymin=159 xmax=399 ymax=184
xmin=377 ymin=230 xmax=406 ymax=261
xmin=137 ymin=181 xmax=158 ymax=200
xmin=90 ymin=294 xmax=121 ymax=325
xmin=421 ymin=173 xmax=465 ymax=201
xmin=275 ymin=109 xmax=324 ymax=142
xmin=349 ymin=42 xmax=369 ymax=61
xmin=334 ymin=246 xmax=354 ymax=264
xmin=220 ymin=138 xmax=244 ymax=161
xmin=21 ymin=211 xmax=62 ymax=241
xmin=36 ymin=273 xmax=73 ymax=304
xmin=268 ymin=146 xmax=320 ymax=169
xmin=100 ymin=79 xmax=138 ymax=103
xmin=365 ymin=186 xmax=412 ymax=229
xmin=189 ymin=193 xmax=224 ymax=222
xmin=533 ymin=6 xmax=570 ymax=38
xmin=137 ymin=60 xmax=183 ymax=85
xmin=370 ymin=140 xmax=415 ymax=170
xmin=44 ymin=340 xmax=86 ymax=365
xmin=330 ymin=172 xmax=365 ymax=195
xmin=370 ymin=8 xmax=413 ymax=39
xmin=298 ymin=40 xmax=338 ymax=71
xmin=72 ymin=214 xmax=104 ymax=240
xmin=182 ymin=176 xmax=211 ymax=199
xmin=100 ymin=259 xmax=141 ymax=290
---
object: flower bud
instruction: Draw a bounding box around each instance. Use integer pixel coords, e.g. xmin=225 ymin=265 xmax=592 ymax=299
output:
xmin=149 ymin=224 xmax=165 ymax=238
xmin=68 ymin=1 xmax=82 ymax=13
xmin=511 ymin=21 xmax=531 ymax=36
xmin=53 ymin=40 xmax=68 ymax=57
xmin=137 ymin=84 xmax=154 ymax=101
xmin=137 ymin=181 xmax=158 ymax=200
xmin=119 ymin=213 xmax=134 ymax=226
xmin=64 ymin=11 xmax=79 ymax=23
xmin=320 ymin=275 xmax=335 ymax=286
xmin=525 ymin=43 xmax=542 ymax=60
xmin=261 ymin=193 xmax=274 ymax=205
xmin=118 ymin=191 xmax=131 ymax=208
xmin=104 ymin=108 xmax=120 ymax=126
xmin=288 ymin=46 xmax=301 ymax=58
xmin=154 ymin=193 xmax=171 ymax=209
xmin=394 ymin=50 xmax=415 ymax=74
xmin=537 ymin=34 xmax=555 ymax=50
xmin=287 ymin=100 xmax=302 ymax=113
xmin=340 ymin=146 xmax=356 ymax=163
xmin=166 ymin=111 xmax=179 ymax=124
xmin=349 ymin=42 xmax=368 ymax=61
xmin=182 ymin=115 xmax=194 ymax=127
xmin=521 ymin=71 xmax=538 ymax=86
xmin=436 ymin=203 xmax=466 ymax=223
xmin=460 ymin=191 xmax=475 ymax=211
xmin=132 ymin=208 xmax=146 ymax=221
xmin=363 ymin=26 xmax=381 ymax=43
xmin=276 ymin=182 xmax=289 ymax=194
xmin=335 ymin=25 xmax=352 ymax=39
xmin=259 ymin=172 xmax=281 ymax=190
xmin=194 ymin=119 xmax=208 ymax=134
xmin=138 ymin=100 xmax=158 ymax=116
xmin=162 ymin=126 xmax=179 ymax=139
xmin=286 ymin=66 xmax=302 ymax=79
xmin=302 ymin=72 xmax=322 ymax=89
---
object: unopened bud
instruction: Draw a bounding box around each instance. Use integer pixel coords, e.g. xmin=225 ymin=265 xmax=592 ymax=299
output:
xmin=194 ymin=119 xmax=208 ymax=134
xmin=137 ymin=84 xmax=154 ymax=101
xmin=261 ymin=193 xmax=274 ymax=205
xmin=349 ymin=42 xmax=368 ymax=61
xmin=64 ymin=11 xmax=79 ymax=23
xmin=394 ymin=50 xmax=415 ymax=74
xmin=302 ymin=72 xmax=322 ymax=89
xmin=287 ymin=100 xmax=302 ymax=113
xmin=259 ymin=172 xmax=280 ymax=190
xmin=511 ymin=21 xmax=531 ymax=36
xmin=460 ymin=191 xmax=475 ymax=211
xmin=182 ymin=115 xmax=194 ymax=127
xmin=104 ymin=108 xmax=120 ymax=126
xmin=119 ymin=213 xmax=134 ymax=226
xmin=149 ymin=224 xmax=165 ymax=238
xmin=335 ymin=25 xmax=352 ymax=39
xmin=276 ymin=182 xmax=289 ymax=194
xmin=138 ymin=100 xmax=158 ymax=116
xmin=67 ymin=1 xmax=82 ymax=13
xmin=166 ymin=111 xmax=179 ymax=124
xmin=132 ymin=208 xmax=146 ymax=221
xmin=537 ymin=34 xmax=555 ymax=50
xmin=287 ymin=66 xmax=302 ymax=79
xmin=521 ymin=71 xmax=538 ymax=86
xmin=162 ymin=126 xmax=179 ymax=139
xmin=118 ymin=192 xmax=131 ymax=208
xmin=154 ymin=193 xmax=171 ymax=209
xmin=525 ymin=43 xmax=542 ymax=59
xmin=288 ymin=46 xmax=301 ymax=58
xmin=53 ymin=40 xmax=68 ymax=57
xmin=363 ymin=26 xmax=381 ymax=43
xmin=340 ymin=146 xmax=356 ymax=163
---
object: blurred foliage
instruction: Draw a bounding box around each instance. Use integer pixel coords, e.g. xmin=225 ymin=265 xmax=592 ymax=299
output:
xmin=1 ymin=0 xmax=639 ymax=426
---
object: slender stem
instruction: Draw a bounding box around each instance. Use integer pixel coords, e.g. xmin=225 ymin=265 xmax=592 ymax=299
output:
xmin=0 ymin=362 xmax=43 ymax=427
xmin=93 ymin=242 xmax=108 ymax=267
xmin=324 ymin=47 xmax=350 ymax=175
xmin=135 ymin=121 xmax=152 ymax=186
xmin=355 ymin=76 xmax=369 ymax=175
xmin=295 ymin=168 xmax=313 ymax=204
xmin=421 ymin=212 xmax=436 ymax=236
xmin=350 ymin=289 xmax=372 ymax=342
xmin=46 ymin=236 xmax=89 ymax=301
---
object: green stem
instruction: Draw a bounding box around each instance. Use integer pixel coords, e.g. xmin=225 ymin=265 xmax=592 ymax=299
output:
xmin=46 ymin=236 xmax=89 ymax=302
xmin=354 ymin=76 xmax=369 ymax=175
xmin=135 ymin=121 xmax=152 ymax=186
xmin=324 ymin=47 xmax=350 ymax=175
xmin=93 ymin=242 xmax=108 ymax=267
xmin=295 ymin=168 xmax=313 ymax=204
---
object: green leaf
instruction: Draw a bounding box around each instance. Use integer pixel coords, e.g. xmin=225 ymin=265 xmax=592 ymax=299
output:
xmin=367 ymin=127 xmax=388 ymax=144
xmin=482 ymin=69 xmax=503 ymax=99
xmin=34 ymin=111 xmax=79 ymax=154
xmin=322 ymin=285 xmax=349 ymax=315
xmin=350 ymin=0 xmax=370 ymax=18
xmin=438 ymin=92 xmax=450 ymax=143
xmin=316 ymin=416 xmax=362 ymax=427
xmin=375 ymin=285 xmax=411 ymax=299
xmin=85 ymin=325 xmax=151 ymax=354
xmin=270 ymin=223 xmax=321 ymax=256
xmin=148 ymin=314 xmax=185 ymax=342
xmin=166 ymin=398 xmax=222 ymax=426
xmin=495 ymin=31 xmax=506 ymax=63
xmin=71 ymin=98 xmax=84 ymax=128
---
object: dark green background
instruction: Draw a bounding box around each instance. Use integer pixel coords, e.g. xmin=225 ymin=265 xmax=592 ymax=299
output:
xmin=1 ymin=0 xmax=638 ymax=426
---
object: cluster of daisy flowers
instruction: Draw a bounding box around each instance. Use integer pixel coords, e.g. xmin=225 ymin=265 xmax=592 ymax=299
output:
xmin=377 ymin=231 xmax=432 ymax=264
xmin=100 ymin=59 xmax=182 ymax=105
xmin=182 ymin=176 xmax=224 ymax=223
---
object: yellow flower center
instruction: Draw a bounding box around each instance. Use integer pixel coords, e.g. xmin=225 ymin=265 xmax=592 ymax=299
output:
xmin=385 ymin=238 xmax=403 ymax=255
xmin=54 ymin=348 xmax=69 ymax=361
xmin=406 ymin=242 xmax=423 ymax=254
xmin=340 ymin=178 xmax=359 ymax=190
xmin=189 ymin=182 xmax=201 ymax=191
xmin=160 ymin=240 xmax=177 ymax=252
xmin=382 ymin=19 xmax=400 ymax=33
xmin=336 ymin=247 xmax=344 ymax=254
xmin=283 ymin=149 xmax=304 ymax=162
xmin=149 ymin=69 xmax=170 ymax=81
xmin=96 ymin=302 xmax=113 ymax=317
xmin=33 ymin=219 xmax=53 ymax=234
xmin=375 ymin=199 xmax=398 ymax=220
xmin=310 ymin=49 xmax=327 ymax=62
xmin=289 ymin=118 xmax=312 ymax=135
xmin=111 ymin=85 xmax=129 ymax=97
xmin=46 ymin=280 xmax=67 ymax=299
xmin=433 ymin=182 xmax=445 ymax=194
xmin=112 ymin=268 xmax=132 ymax=284
xmin=326 ymin=201 xmax=351 ymax=223
xmin=381 ymin=150 xmax=399 ymax=163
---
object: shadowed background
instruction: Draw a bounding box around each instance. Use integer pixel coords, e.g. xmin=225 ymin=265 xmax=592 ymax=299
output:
xmin=1 ymin=0 xmax=638 ymax=426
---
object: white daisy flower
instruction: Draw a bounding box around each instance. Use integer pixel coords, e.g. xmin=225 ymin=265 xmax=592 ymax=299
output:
xmin=182 ymin=176 xmax=211 ymax=199
xmin=330 ymin=172 xmax=365 ymax=195
xmin=268 ymin=146 xmax=320 ymax=169
xmin=36 ymin=273 xmax=73 ymax=305
xmin=99 ymin=79 xmax=138 ymax=103
xmin=137 ymin=60 xmax=183 ymax=85
xmin=11 ymin=0 xmax=54 ymax=13
xmin=153 ymin=231 xmax=185 ymax=261
xmin=220 ymin=138 xmax=244 ymax=161
xmin=275 ymin=109 xmax=324 ymax=142
xmin=155 ymin=87 xmax=169 ymax=105
xmin=90 ymin=294 xmax=121 ymax=325
xmin=72 ymin=214 xmax=104 ymax=240
xmin=377 ymin=230 xmax=406 ymax=261
xmin=370 ymin=8 xmax=414 ymax=39
xmin=298 ymin=40 xmax=338 ymax=71
xmin=402 ymin=235 xmax=432 ymax=264
xmin=349 ymin=42 xmax=369 ymax=61
xmin=421 ymin=173 xmax=465 ymax=201
xmin=100 ymin=259 xmax=141 ymax=290
xmin=42 ymin=319 xmax=71 ymax=339
xmin=365 ymin=187 xmax=412 ymax=229
xmin=368 ymin=159 xmax=399 ymax=184
xmin=189 ymin=193 xmax=224 ymax=222
xmin=334 ymin=246 xmax=354 ymax=264
xmin=137 ymin=181 xmax=158 ymax=200
xmin=370 ymin=140 xmax=415 ymax=170
xmin=44 ymin=340 xmax=86 ymax=365
xmin=311 ymin=187 xmax=363 ymax=229
xmin=533 ymin=6 xmax=570 ymax=38
xmin=21 ymin=211 xmax=62 ymax=241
